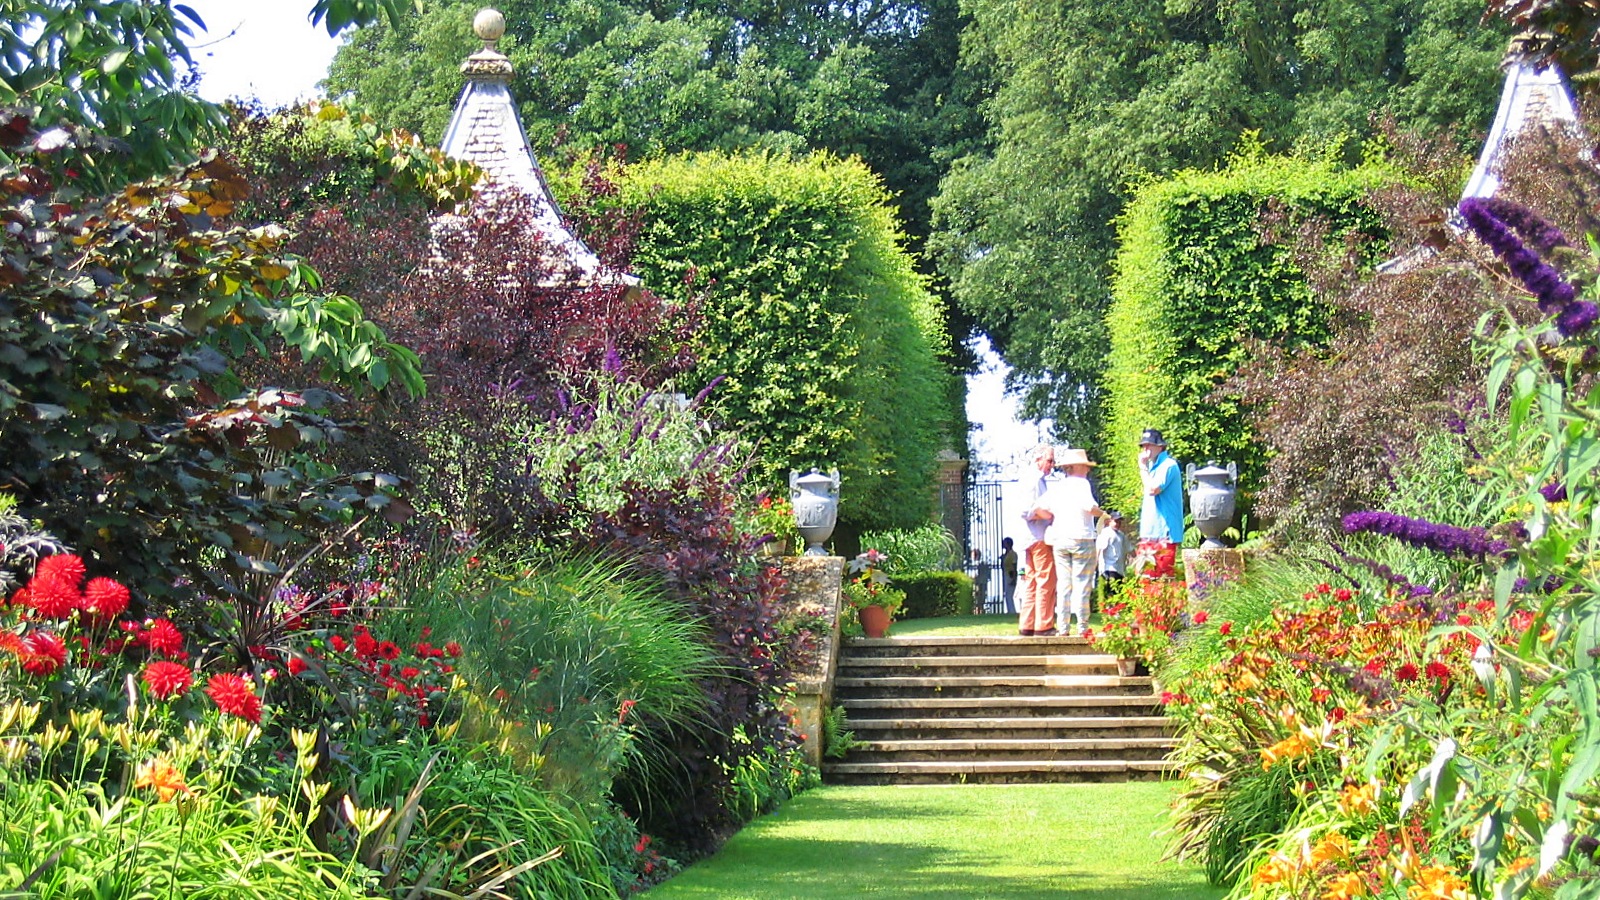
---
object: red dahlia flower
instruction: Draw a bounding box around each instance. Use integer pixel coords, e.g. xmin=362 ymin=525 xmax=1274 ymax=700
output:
xmin=35 ymin=554 xmax=86 ymax=586
xmin=83 ymin=578 xmax=131 ymax=618
xmin=20 ymin=631 xmax=67 ymax=676
xmin=143 ymin=619 xmax=184 ymax=657
xmin=287 ymin=655 xmax=308 ymax=676
xmin=1425 ymin=661 xmax=1451 ymax=681
xmin=26 ymin=576 xmax=81 ymax=619
xmin=142 ymin=660 xmax=194 ymax=699
xmin=205 ymin=673 xmax=263 ymax=723
xmin=1395 ymin=663 xmax=1420 ymax=682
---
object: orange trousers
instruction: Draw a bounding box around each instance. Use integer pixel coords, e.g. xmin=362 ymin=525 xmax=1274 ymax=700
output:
xmin=1017 ymin=540 xmax=1057 ymax=633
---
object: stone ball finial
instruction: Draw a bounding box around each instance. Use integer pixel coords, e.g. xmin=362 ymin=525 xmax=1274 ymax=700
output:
xmin=474 ymin=8 xmax=506 ymax=43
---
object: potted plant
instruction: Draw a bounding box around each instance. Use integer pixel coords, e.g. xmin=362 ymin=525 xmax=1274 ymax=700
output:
xmin=842 ymin=549 xmax=905 ymax=638
xmin=748 ymin=492 xmax=801 ymax=555
xmin=1091 ymin=571 xmax=1187 ymax=675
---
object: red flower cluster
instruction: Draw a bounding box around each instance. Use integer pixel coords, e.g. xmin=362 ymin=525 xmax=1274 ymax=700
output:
xmin=7 ymin=554 xmax=131 ymax=622
xmin=1 ymin=555 xmax=150 ymax=680
xmin=205 ymin=672 xmax=263 ymax=723
xmin=284 ymin=623 xmax=460 ymax=728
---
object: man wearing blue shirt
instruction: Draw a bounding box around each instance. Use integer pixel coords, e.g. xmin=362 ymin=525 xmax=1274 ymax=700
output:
xmin=1137 ymin=429 xmax=1184 ymax=544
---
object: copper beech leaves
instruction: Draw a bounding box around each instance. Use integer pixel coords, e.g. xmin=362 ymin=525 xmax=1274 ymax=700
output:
xmin=0 ymin=110 xmax=417 ymax=612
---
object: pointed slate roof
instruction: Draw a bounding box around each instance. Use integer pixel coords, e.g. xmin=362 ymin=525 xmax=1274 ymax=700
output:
xmin=1380 ymin=35 xmax=1581 ymax=275
xmin=439 ymin=9 xmax=637 ymax=291
xmin=1460 ymin=33 xmax=1581 ymax=202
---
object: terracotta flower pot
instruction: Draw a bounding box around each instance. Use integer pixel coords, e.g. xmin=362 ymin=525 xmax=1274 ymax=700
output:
xmin=1115 ymin=657 xmax=1139 ymax=677
xmin=859 ymin=604 xmax=892 ymax=639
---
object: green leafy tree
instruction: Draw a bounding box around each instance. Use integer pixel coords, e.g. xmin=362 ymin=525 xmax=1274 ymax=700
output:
xmin=0 ymin=0 xmax=414 ymax=186
xmin=930 ymin=0 xmax=1507 ymax=448
xmin=323 ymin=0 xmax=981 ymax=245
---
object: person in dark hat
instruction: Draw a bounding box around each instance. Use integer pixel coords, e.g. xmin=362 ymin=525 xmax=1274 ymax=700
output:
xmin=1137 ymin=429 xmax=1184 ymax=543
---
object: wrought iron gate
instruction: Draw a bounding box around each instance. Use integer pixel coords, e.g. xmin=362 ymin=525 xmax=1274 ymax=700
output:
xmin=966 ymin=479 xmax=1014 ymax=614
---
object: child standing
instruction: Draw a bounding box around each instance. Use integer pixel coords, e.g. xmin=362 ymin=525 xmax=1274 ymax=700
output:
xmin=1096 ymin=511 xmax=1128 ymax=613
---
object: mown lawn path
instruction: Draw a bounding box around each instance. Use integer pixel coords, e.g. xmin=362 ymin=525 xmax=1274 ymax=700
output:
xmin=643 ymin=781 xmax=1223 ymax=899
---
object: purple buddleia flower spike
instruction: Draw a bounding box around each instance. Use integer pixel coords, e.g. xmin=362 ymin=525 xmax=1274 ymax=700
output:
xmin=1459 ymin=197 xmax=1596 ymax=337
xmin=1557 ymin=301 xmax=1600 ymax=337
xmin=1483 ymin=197 xmax=1570 ymax=256
xmin=1343 ymin=510 xmax=1506 ymax=559
xmin=1539 ymin=481 xmax=1568 ymax=503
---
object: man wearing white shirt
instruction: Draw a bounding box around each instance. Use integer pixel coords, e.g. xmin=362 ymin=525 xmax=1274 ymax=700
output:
xmin=1039 ymin=447 xmax=1103 ymax=637
xmin=1017 ymin=444 xmax=1058 ymax=636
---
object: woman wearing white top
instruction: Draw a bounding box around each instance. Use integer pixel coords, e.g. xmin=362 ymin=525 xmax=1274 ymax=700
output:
xmin=1037 ymin=448 xmax=1103 ymax=637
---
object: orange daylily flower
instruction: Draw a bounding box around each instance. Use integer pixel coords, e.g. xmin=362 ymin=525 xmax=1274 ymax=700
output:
xmin=1323 ymin=872 xmax=1369 ymax=899
xmin=134 ymin=758 xmax=190 ymax=802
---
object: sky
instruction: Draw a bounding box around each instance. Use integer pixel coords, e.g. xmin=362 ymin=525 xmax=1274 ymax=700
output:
xmin=178 ymin=2 xmax=1043 ymax=474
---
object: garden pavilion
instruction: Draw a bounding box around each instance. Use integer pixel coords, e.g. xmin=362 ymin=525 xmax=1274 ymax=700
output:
xmin=436 ymin=8 xmax=640 ymax=296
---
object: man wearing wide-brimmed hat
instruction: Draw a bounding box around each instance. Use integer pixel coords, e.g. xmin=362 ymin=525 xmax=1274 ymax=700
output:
xmin=1137 ymin=428 xmax=1184 ymax=543
xmin=1038 ymin=447 xmax=1103 ymax=637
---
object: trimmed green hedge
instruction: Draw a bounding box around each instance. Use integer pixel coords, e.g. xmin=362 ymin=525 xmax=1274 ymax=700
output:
xmin=585 ymin=151 xmax=958 ymax=532
xmin=892 ymin=571 xmax=973 ymax=619
xmin=1100 ymin=144 xmax=1393 ymax=519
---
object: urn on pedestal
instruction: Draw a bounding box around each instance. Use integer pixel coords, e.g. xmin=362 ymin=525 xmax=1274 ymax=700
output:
xmin=790 ymin=468 xmax=841 ymax=556
xmin=1186 ymin=462 xmax=1238 ymax=550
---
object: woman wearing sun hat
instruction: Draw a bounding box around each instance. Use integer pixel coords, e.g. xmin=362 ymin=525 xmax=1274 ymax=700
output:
xmin=1039 ymin=447 xmax=1103 ymax=637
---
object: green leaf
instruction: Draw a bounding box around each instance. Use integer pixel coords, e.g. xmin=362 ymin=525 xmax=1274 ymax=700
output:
xmin=101 ymin=47 xmax=130 ymax=74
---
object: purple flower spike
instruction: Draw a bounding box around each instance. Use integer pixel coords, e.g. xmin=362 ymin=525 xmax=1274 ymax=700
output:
xmin=1483 ymin=197 xmax=1570 ymax=255
xmin=1539 ymin=481 xmax=1568 ymax=503
xmin=1343 ymin=510 xmax=1505 ymax=559
xmin=1558 ymin=301 xmax=1600 ymax=337
xmin=1459 ymin=198 xmax=1594 ymax=338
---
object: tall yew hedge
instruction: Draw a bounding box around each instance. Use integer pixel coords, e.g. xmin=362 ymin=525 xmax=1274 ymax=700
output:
xmin=590 ymin=152 xmax=958 ymax=531
xmin=1101 ymin=148 xmax=1393 ymax=520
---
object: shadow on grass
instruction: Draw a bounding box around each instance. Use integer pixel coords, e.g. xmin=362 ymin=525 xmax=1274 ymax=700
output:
xmin=647 ymin=835 xmax=1220 ymax=899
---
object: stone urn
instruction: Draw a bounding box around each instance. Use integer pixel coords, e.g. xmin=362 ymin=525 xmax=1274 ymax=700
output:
xmin=790 ymin=468 xmax=841 ymax=556
xmin=1186 ymin=461 xmax=1238 ymax=550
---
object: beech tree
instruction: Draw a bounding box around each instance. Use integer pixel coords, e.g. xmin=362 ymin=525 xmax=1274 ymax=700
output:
xmin=929 ymin=0 xmax=1508 ymax=447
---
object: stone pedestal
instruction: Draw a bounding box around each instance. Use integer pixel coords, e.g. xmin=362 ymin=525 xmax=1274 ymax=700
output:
xmin=778 ymin=556 xmax=845 ymax=768
xmin=1183 ymin=548 xmax=1246 ymax=607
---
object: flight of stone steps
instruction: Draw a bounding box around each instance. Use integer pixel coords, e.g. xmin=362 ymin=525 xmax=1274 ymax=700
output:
xmin=823 ymin=635 xmax=1176 ymax=785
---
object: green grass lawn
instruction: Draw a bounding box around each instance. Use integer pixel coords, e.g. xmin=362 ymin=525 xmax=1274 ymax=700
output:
xmin=890 ymin=614 xmax=1105 ymax=637
xmin=643 ymin=782 xmax=1223 ymax=899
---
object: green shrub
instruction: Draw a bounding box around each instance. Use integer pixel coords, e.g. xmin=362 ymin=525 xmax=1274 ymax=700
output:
xmin=859 ymin=524 xmax=962 ymax=574
xmin=588 ymin=151 xmax=960 ymax=532
xmin=891 ymin=572 xmax=973 ymax=619
xmin=1101 ymin=141 xmax=1393 ymax=519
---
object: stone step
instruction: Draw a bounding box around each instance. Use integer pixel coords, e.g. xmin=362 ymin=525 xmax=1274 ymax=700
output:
xmin=838 ymin=654 xmax=1121 ymax=677
xmin=844 ymin=635 xmax=1102 ymax=659
xmin=845 ymin=736 xmax=1175 ymax=762
xmin=834 ymin=674 xmax=1155 ymax=700
xmin=847 ymin=715 xmax=1173 ymax=741
xmin=839 ymin=695 xmax=1164 ymax=718
xmin=822 ymin=758 xmax=1176 ymax=786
